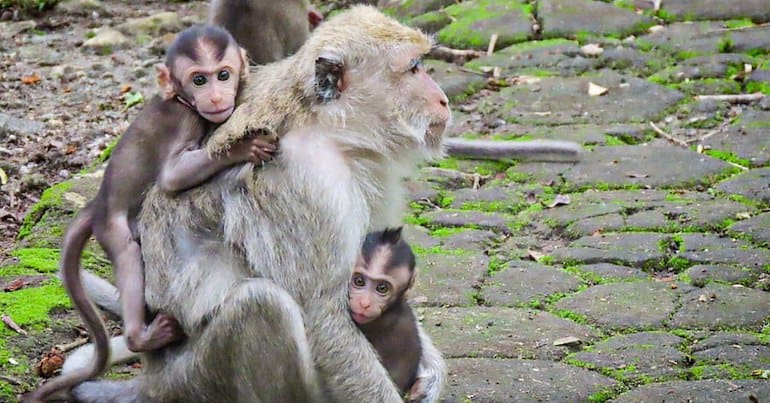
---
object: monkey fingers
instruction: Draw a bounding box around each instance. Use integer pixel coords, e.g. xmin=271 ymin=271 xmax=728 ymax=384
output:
xmin=250 ymin=138 xmax=277 ymax=162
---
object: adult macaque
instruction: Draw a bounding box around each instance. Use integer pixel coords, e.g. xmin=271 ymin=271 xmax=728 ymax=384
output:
xmin=351 ymin=227 xmax=423 ymax=401
xmin=63 ymin=6 xmax=448 ymax=403
xmin=208 ymin=0 xmax=323 ymax=65
xmin=23 ymin=24 xmax=275 ymax=403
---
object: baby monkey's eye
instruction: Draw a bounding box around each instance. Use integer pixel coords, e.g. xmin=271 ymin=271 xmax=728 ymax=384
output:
xmin=217 ymin=70 xmax=230 ymax=81
xmin=352 ymin=274 xmax=366 ymax=287
xmin=192 ymin=75 xmax=207 ymax=86
xmin=407 ymin=58 xmax=423 ymax=74
xmin=375 ymin=283 xmax=390 ymax=295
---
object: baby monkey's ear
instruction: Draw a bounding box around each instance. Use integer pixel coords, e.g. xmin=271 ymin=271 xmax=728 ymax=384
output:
xmin=155 ymin=64 xmax=176 ymax=101
xmin=239 ymin=47 xmax=250 ymax=78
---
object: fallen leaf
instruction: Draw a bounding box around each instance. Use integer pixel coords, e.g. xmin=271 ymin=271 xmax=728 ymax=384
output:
xmin=670 ymin=284 xmax=678 ymax=289
xmin=698 ymin=294 xmax=708 ymax=302
xmin=553 ymin=336 xmax=581 ymax=346
xmin=547 ymin=194 xmax=571 ymax=208
xmin=626 ymin=172 xmax=649 ymax=178
xmin=35 ymin=348 xmax=65 ymax=378
xmin=21 ymin=73 xmax=41 ymax=85
xmin=120 ymin=84 xmax=132 ymax=93
xmin=0 ymin=167 xmax=7 ymax=185
xmin=588 ymin=82 xmax=608 ymax=96
xmin=3 ymin=279 xmax=26 ymax=292
xmin=123 ymin=91 xmax=144 ymax=109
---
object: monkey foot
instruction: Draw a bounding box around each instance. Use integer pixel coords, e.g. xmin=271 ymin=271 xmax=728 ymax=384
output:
xmin=126 ymin=313 xmax=186 ymax=352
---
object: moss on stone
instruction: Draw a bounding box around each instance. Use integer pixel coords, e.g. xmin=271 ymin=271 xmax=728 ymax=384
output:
xmin=0 ymin=284 xmax=70 ymax=329
xmin=437 ymin=0 xmax=531 ymax=49
xmin=17 ymin=181 xmax=73 ymax=240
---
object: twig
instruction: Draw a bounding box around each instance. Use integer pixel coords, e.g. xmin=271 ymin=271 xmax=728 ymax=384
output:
xmin=472 ymin=173 xmax=481 ymax=190
xmin=649 ymin=122 xmax=688 ymax=147
xmin=487 ymin=33 xmax=498 ymax=56
xmin=694 ymin=93 xmax=765 ymax=104
xmin=686 ymin=127 xmax=722 ymax=144
xmin=55 ymin=338 xmax=89 ymax=353
xmin=722 ymin=159 xmax=749 ymax=171
xmin=2 ymin=314 xmax=27 ymax=336
xmin=709 ymin=21 xmax=770 ymax=34
xmin=0 ymin=375 xmax=22 ymax=385
xmin=429 ymin=46 xmax=486 ymax=64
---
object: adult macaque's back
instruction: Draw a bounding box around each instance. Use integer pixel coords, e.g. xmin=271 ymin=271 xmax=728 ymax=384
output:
xmin=208 ymin=0 xmax=311 ymax=64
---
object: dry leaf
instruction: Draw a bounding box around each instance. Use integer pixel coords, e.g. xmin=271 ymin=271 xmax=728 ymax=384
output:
xmin=588 ymin=82 xmax=608 ymax=96
xmin=698 ymin=294 xmax=708 ymax=302
xmin=547 ymin=194 xmax=571 ymax=208
xmin=120 ymin=84 xmax=132 ymax=93
xmin=627 ymin=172 xmax=649 ymax=178
xmin=0 ymin=167 xmax=7 ymax=185
xmin=648 ymin=25 xmax=665 ymax=33
xmin=3 ymin=278 xmax=26 ymax=292
xmin=21 ymin=73 xmax=41 ymax=85
xmin=670 ymin=284 xmax=678 ymax=289
xmin=736 ymin=212 xmax=751 ymax=220
xmin=35 ymin=348 xmax=65 ymax=378
xmin=553 ymin=336 xmax=581 ymax=346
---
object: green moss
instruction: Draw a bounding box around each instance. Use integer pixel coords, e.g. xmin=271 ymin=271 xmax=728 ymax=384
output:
xmin=564 ymin=266 xmax=608 ymax=285
xmin=437 ymin=0 xmax=532 ymax=50
xmin=487 ymin=255 xmax=505 ymax=275
xmin=10 ymin=248 xmax=60 ymax=273
xmin=746 ymin=80 xmax=770 ymax=95
xmin=437 ymin=191 xmax=455 ymax=209
xmin=587 ymin=388 xmax=618 ymax=403
xmin=412 ymin=245 xmax=474 ymax=258
xmin=433 ymin=158 xmax=460 ymax=170
xmin=717 ymin=35 xmax=734 ymax=53
xmin=0 ymin=0 xmax=58 ymax=11
xmin=724 ymin=19 xmax=755 ymax=29
xmin=676 ymin=49 xmax=704 ymax=60
xmin=604 ymin=135 xmax=627 ymax=146
xmin=703 ymin=149 xmax=750 ymax=168
xmin=428 ymin=227 xmax=468 ymax=238
xmin=0 ymin=284 xmax=70 ymax=329
xmin=656 ymin=8 xmax=677 ymax=23
xmin=17 ymin=181 xmax=73 ymax=239
xmin=552 ymin=309 xmax=589 ymax=324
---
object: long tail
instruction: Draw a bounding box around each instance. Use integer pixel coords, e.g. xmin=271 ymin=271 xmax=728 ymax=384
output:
xmin=25 ymin=209 xmax=111 ymax=402
xmin=444 ymin=138 xmax=582 ymax=162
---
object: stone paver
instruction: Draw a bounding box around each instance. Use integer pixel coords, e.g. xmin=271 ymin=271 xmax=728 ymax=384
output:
xmin=446 ymin=358 xmax=618 ymax=402
xmin=481 ymin=260 xmax=582 ymax=306
xmin=4 ymin=1 xmax=770 ymax=401
xmin=420 ymin=307 xmax=600 ymax=360
xmin=553 ymin=282 xmax=690 ymax=331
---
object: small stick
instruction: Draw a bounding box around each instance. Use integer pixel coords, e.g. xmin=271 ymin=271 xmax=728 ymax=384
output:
xmin=55 ymin=338 xmax=89 ymax=353
xmin=487 ymin=34 xmax=498 ymax=56
xmin=686 ymin=127 xmax=722 ymax=144
xmin=649 ymin=122 xmax=688 ymax=147
xmin=2 ymin=314 xmax=27 ymax=336
xmin=694 ymin=93 xmax=765 ymax=104
xmin=0 ymin=375 xmax=22 ymax=385
xmin=429 ymin=46 xmax=486 ymax=63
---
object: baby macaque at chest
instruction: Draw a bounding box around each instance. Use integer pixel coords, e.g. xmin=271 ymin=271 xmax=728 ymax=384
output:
xmin=349 ymin=227 xmax=423 ymax=400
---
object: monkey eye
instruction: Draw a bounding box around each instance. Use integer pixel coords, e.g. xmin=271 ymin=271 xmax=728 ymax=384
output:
xmin=375 ymin=283 xmax=390 ymax=295
xmin=192 ymin=75 xmax=207 ymax=86
xmin=217 ymin=70 xmax=230 ymax=81
xmin=351 ymin=274 xmax=366 ymax=288
xmin=407 ymin=58 xmax=423 ymax=74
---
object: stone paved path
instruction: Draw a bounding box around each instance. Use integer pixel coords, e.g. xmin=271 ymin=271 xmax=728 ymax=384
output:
xmin=2 ymin=0 xmax=769 ymax=401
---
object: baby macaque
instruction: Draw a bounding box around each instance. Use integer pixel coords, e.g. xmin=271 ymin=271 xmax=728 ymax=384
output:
xmin=350 ymin=227 xmax=424 ymax=401
xmin=25 ymin=24 xmax=275 ymax=402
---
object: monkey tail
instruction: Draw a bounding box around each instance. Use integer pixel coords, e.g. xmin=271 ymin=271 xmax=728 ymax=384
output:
xmin=444 ymin=138 xmax=582 ymax=162
xmin=25 ymin=209 xmax=111 ymax=402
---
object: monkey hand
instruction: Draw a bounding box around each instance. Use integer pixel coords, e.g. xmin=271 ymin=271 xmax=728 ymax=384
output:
xmin=225 ymin=131 xmax=277 ymax=164
xmin=405 ymin=379 xmax=427 ymax=403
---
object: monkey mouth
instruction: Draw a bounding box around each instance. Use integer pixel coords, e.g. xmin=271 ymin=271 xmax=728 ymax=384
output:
xmin=350 ymin=311 xmax=371 ymax=324
xmin=201 ymin=106 xmax=235 ymax=123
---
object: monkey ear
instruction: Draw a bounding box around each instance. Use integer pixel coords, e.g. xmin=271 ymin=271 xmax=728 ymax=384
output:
xmin=314 ymin=52 xmax=344 ymax=103
xmin=155 ymin=64 xmax=175 ymax=101
xmin=382 ymin=227 xmax=403 ymax=244
xmin=308 ymin=8 xmax=324 ymax=30
xmin=239 ymin=47 xmax=250 ymax=78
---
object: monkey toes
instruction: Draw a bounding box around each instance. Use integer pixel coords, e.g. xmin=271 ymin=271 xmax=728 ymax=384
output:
xmin=135 ymin=313 xmax=186 ymax=352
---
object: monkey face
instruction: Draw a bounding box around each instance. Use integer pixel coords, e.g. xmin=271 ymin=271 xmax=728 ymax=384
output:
xmin=175 ymin=45 xmax=244 ymax=123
